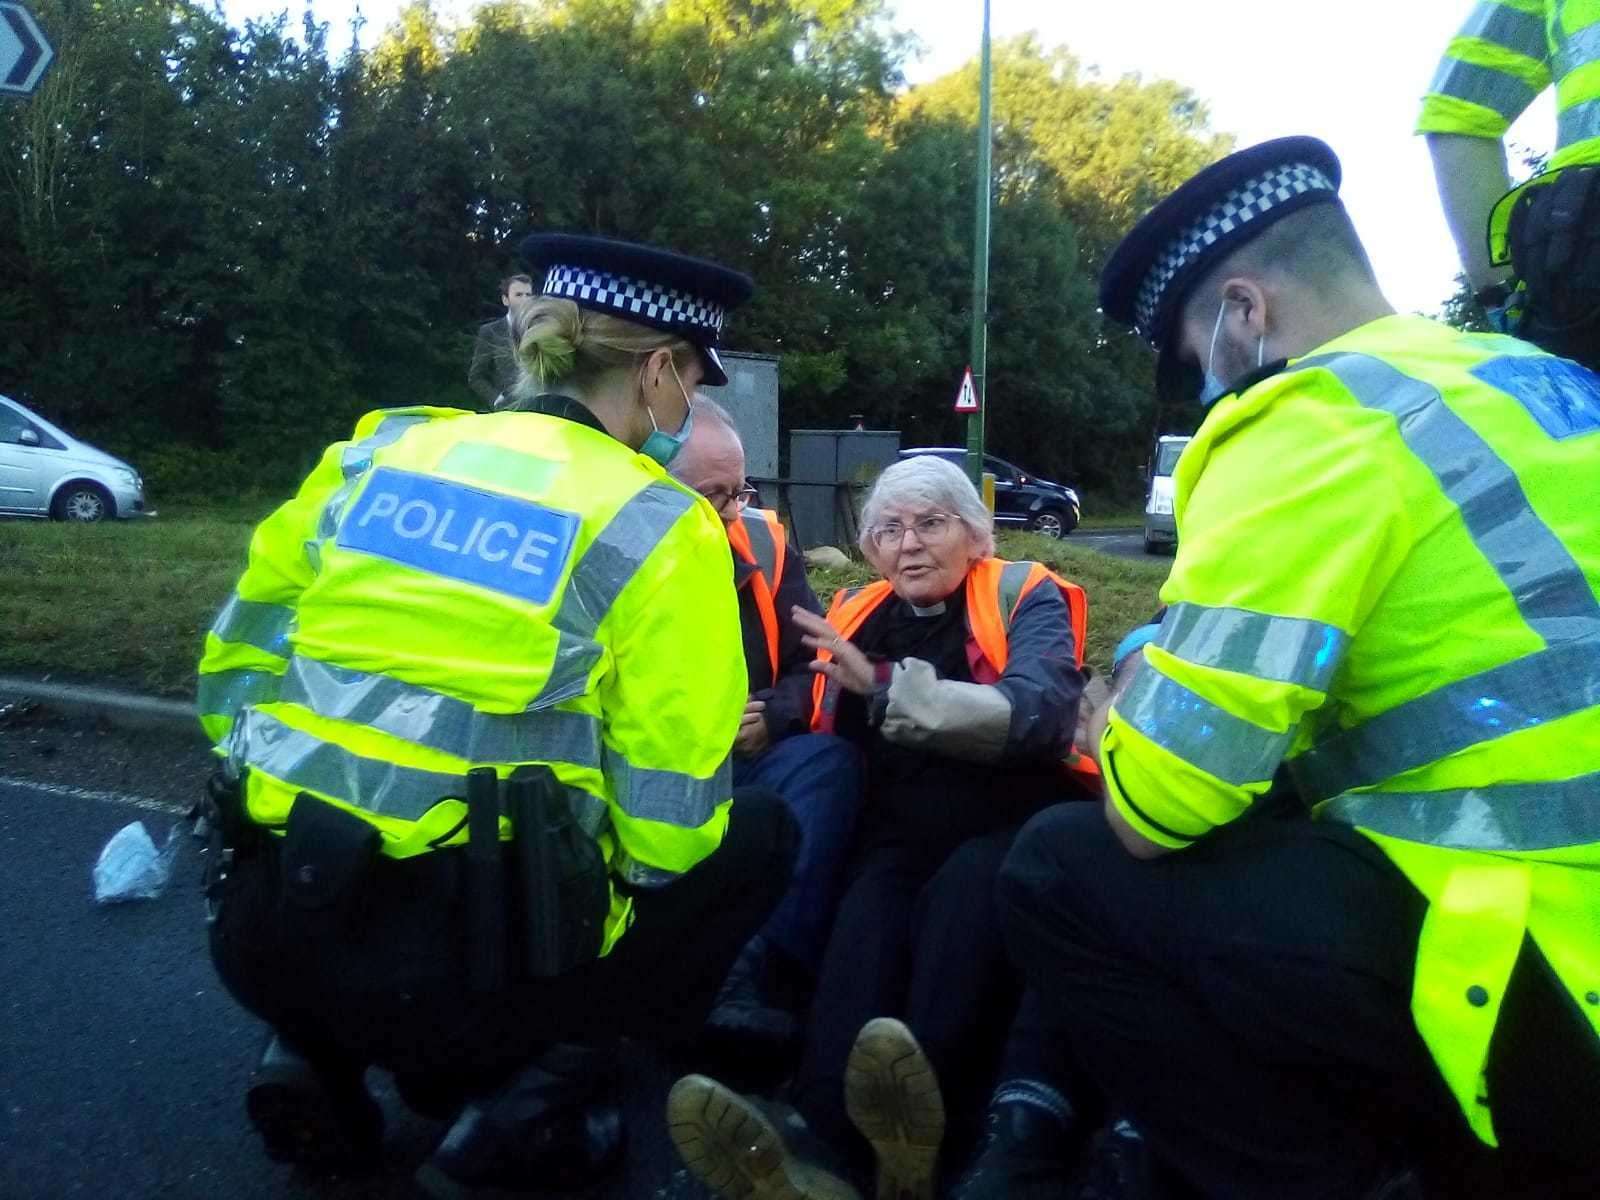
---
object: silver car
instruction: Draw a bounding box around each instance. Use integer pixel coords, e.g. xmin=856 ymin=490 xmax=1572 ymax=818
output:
xmin=0 ymin=395 xmax=152 ymax=521
xmin=1143 ymin=435 xmax=1191 ymax=554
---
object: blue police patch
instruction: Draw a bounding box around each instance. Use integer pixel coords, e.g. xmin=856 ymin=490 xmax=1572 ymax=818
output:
xmin=1472 ymin=355 xmax=1600 ymax=441
xmin=338 ymin=467 xmax=579 ymax=608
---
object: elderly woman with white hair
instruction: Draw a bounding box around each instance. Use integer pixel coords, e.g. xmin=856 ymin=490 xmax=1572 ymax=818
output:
xmin=668 ymin=455 xmax=1089 ymax=1200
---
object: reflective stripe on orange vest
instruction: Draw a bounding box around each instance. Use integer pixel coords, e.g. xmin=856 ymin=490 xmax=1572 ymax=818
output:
xmin=727 ymin=508 xmax=787 ymax=679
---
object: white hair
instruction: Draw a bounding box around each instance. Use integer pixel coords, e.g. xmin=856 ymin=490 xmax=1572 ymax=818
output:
xmin=690 ymin=394 xmax=742 ymax=444
xmin=858 ymin=455 xmax=995 ymax=559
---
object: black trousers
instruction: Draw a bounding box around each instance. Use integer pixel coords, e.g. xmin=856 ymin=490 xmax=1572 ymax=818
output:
xmin=792 ymin=825 xmax=1024 ymax=1160
xmin=211 ymin=788 xmax=797 ymax=1088
xmin=998 ymin=803 xmax=1600 ymax=1200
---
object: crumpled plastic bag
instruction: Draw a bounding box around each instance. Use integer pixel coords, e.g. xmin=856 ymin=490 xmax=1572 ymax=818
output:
xmin=93 ymin=820 xmax=180 ymax=904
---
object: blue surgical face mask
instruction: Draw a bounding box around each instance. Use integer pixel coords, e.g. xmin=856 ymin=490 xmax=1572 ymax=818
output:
xmin=1197 ymin=300 xmax=1266 ymax=408
xmin=639 ymin=359 xmax=695 ymax=467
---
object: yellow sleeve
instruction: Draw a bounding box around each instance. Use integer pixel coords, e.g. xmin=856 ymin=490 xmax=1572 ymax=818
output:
xmin=1102 ymin=371 xmax=1412 ymax=848
xmin=1416 ymin=1 xmax=1552 ymax=137
xmin=598 ymin=492 xmax=744 ymax=884
xmin=195 ymin=439 xmax=349 ymax=745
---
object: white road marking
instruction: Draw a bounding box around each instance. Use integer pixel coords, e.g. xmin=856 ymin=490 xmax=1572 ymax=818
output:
xmin=0 ymin=774 xmax=190 ymax=817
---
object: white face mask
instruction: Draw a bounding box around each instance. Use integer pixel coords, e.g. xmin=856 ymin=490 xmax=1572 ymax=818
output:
xmin=1197 ymin=300 xmax=1266 ymax=407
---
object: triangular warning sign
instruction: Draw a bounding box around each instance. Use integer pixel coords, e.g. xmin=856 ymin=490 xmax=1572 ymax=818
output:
xmin=954 ymin=367 xmax=979 ymax=413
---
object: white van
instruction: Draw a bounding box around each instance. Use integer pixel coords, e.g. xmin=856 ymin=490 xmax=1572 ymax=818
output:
xmin=1143 ymin=434 xmax=1191 ymax=554
xmin=0 ymin=395 xmax=152 ymax=521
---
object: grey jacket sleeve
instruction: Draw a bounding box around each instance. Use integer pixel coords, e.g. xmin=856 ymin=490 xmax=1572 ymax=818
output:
xmin=468 ymin=323 xmax=503 ymax=408
xmin=991 ymin=581 xmax=1084 ymax=765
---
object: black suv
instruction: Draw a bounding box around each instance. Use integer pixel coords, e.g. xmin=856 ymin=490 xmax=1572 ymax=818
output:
xmin=895 ymin=448 xmax=1081 ymax=538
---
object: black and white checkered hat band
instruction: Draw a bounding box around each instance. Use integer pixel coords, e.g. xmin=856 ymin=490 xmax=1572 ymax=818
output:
xmin=543 ymin=265 xmax=726 ymax=338
xmin=1133 ymin=162 xmax=1336 ymax=339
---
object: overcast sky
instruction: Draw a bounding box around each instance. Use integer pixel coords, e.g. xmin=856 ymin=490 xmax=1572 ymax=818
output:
xmin=222 ymin=0 xmax=1555 ymax=316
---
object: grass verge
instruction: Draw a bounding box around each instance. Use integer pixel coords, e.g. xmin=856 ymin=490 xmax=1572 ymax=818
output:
xmin=1 ymin=512 xmax=1165 ymax=698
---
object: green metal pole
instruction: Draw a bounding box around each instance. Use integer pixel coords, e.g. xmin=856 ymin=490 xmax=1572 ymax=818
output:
xmin=966 ymin=0 xmax=993 ymax=489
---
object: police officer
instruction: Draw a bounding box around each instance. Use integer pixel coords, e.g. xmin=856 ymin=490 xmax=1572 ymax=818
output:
xmin=197 ymin=234 xmax=797 ymax=1196
xmin=1421 ymin=0 xmax=1600 ymax=365
xmin=973 ymin=138 xmax=1600 ymax=1198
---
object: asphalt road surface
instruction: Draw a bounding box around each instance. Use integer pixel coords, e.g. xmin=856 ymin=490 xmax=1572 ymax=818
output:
xmin=1070 ymin=527 xmax=1164 ymax=561
xmin=0 ymin=706 xmax=719 ymax=1200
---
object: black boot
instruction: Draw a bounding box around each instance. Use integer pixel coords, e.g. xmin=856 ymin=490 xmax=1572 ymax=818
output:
xmin=952 ymin=1083 xmax=1085 ymax=1200
xmin=1075 ymin=1119 xmax=1155 ymax=1200
xmin=703 ymin=935 xmax=802 ymax=1055
xmin=413 ymin=1045 xmax=626 ymax=1198
xmin=244 ymin=1035 xmax=383 ymax=1174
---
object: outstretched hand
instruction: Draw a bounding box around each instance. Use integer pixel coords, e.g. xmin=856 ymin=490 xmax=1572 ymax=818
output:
xmin=793 ymin=606 xmax=877 ymax=696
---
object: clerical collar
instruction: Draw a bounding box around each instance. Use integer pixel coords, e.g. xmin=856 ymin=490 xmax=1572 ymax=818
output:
xmin=909 ymin=600 xmax=947 ymax=617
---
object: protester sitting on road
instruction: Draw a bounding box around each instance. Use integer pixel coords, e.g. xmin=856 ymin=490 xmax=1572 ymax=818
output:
xmin=196 ymin=233 xmax=797 ymax=1199
xmin=985 ymin=135 xmax=1600 ymax=1199
xmin=667 ymin=454 xmax=1090 ymax=1200
xmin=671 ymin=396 xmax=865 ymax=1053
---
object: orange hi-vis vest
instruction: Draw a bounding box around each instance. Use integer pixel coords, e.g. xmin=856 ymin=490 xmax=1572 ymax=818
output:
xmin=727 ymin=508 xmax=787 ymax=679
xmin=810 ymin=558 xmax=1100 ymax=788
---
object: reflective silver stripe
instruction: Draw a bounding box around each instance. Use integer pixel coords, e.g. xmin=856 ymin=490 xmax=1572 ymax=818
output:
xmin=1290 ymin=353 xmax=1600 ymax=646
xmin=998 ymin=561 xmax=1036 ymax=623
xmin=1553 ymin=18 xmax=1600 ymax=80
xmin=605 ymin=747 xmax=730 ymax=827
xmin=529 ymin=482 xmax=697 ymax=706
xmin=1156 ymin=602 xmax=1349 ymax=693
xmin=317 ymin=475 xmax=362 ymax=541
xmin=1429 ymin=58 xmax=1540 ymax=120
xmin=234 ymin=708 xmax=462 ymax=820
xmin=210 ymin=595 xmax=294 ymax=658
xmin=339 ymin=411 xmax=432 ymax=479
xmin=1291 ymin=637 xmax=1600 ymax=799
xmin=1557 ymin=97 xmax=1600 ymax=147
xmin=278 ymin=655 xmax=604 ymax=771
xmin=1462 ymin=1 xmax=1550 ymax=62
xmin=740 ymin=511 xmax=779 ymax=582
xmin=1319 ymin=771 xmax=1600 ymax=852
xmin=1117 ymin=662 xmax=1294 ymax=786
xmin=613 ymin=849 xmax=684 ymax=889
xmin=197 ymin=667 xmax=281 ymax=721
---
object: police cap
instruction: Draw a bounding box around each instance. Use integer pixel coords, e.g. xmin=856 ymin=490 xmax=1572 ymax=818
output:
xmin=520 ymin=233 xmax=755 ymax=386
xmin=1099 ymin=136 xmax=1343 ymax=367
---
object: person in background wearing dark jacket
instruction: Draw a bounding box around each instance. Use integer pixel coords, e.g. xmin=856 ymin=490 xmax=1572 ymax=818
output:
xmin=468 ymin=273 xmax=534 ymax=410
xmin=667 ymin=455 xmax=1087 ymax=1200
xmin=671 ymin=396 xmax=865 ymax=1051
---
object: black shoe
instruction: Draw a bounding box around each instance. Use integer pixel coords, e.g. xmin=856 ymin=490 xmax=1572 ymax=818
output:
xmin=704 ymin=936 xmax=802 ymax=1054
xmin=953 ymin=1098 xmax=1082 ymax=1200
xmin=414 ymin=1051 xmax=626 ymax=1198
xmin=244 ymin=1035 xmax=382 ymax=1174
xmin=1075 ymin=1120 xmax=1154 ymax=1200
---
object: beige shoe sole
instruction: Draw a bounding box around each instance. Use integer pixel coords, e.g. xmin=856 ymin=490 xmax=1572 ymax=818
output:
xmin=667 ymin=1074 xmax=861 ymax=1200
xmin=844 ymin=1018 xmax=946 ymax=1200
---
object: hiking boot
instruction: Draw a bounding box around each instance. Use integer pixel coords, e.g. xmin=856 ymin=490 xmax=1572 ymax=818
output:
xmin=244 ymin=1035 xmax=382 ymax=1174
xmin=843 ymin=1019 xmax=945 ymax=1200
xmin=951 ymin=1096 xmax=1082 ymax=1200
xmin=667 ymin=1074 xmax=862 ymax=1200
xmin=704 ymin=936 xmax=803 ymax=1055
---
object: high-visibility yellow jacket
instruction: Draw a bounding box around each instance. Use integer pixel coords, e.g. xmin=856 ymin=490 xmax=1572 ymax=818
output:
xmin=1101 ymin=314 xmax=1600 ymax=1146
xmin=1418 ymin=0 xmax=1600 ymax=172
xmin=196 ymin=400 xmax=745 ymax=954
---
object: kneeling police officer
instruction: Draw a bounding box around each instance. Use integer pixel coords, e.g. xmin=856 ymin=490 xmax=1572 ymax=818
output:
xmin=195 ymin=234 xmax=798 ymax=1196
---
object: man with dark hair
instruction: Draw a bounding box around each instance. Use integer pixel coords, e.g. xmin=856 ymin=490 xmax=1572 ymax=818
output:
xmin=468 ymin=273 xmax=534 ymax=410
xmin=966 ymin=136 xmax=1600 ymax=1200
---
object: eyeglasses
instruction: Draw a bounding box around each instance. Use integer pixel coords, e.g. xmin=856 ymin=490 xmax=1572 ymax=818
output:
xmin=866 ymin=512 xmax=960 ymax=550
xmin=701 ymin=485 xmax=759 ymax=512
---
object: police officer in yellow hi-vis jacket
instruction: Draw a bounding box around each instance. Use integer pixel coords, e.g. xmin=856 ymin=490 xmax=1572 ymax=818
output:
xmin=1420 ymin=0 xmax=1600 ymax=366
xmin=196 ymin=234 xmax=797 ymax=1197
xmin=981 ymin=138 xmax=1600 ymax=1200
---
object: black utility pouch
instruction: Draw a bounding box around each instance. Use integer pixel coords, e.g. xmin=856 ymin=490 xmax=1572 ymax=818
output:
xmin=507 ymin=765 xmax=610 ymax=978
xmin=280 ymin=793 xmax=381 ymax=913
xmin=1509 ymin=165 xmax=1600 ymax=366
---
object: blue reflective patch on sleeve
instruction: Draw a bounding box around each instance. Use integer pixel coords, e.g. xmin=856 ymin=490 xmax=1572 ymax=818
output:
xmin=337 ymin=467 xmax=579 ymax=608
xmin=1472 ymin=355 xmax=1600 ymax=440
